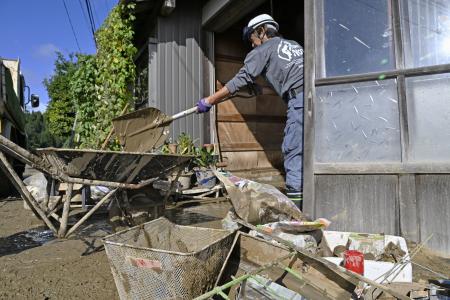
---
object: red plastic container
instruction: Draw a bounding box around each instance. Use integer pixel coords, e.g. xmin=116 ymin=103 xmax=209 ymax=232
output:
xmin=343 ymin=250 xmax=364 ymax=275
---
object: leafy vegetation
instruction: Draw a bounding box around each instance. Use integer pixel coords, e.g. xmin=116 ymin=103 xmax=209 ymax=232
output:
xmin=25 ymin=112 xmax=62 ymax=148
xmin=194 ymin=146 xmax=216 ymax=168
xmin=43 ymin=52 xmax=77 ymax=145
xmin=43 ymin=3 xmax=137 ymax=150
xmin=76 ymin=3 xmax=137 ymax=149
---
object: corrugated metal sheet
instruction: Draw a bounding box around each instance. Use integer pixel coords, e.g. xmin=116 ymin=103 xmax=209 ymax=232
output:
xmin=150 ymin=0 xmax=206 ymax=144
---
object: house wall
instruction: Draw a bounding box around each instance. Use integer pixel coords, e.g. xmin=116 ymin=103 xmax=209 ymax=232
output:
xmin=148 ymin=0 xmax=208 ymax=144
xmin=214 ymin=29 xmax=285 ymax=172
xmin=305 ymin=0 xmax=450 ymax=255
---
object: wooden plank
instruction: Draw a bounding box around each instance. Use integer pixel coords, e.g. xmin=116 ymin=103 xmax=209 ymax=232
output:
xmin=217 ymin=122 xmax=257 ymax=145
xmin=256 ymin=94 xmax=287 ymax=116
xmin=314 ymin=175 xmax=398 ymax=235
xmin=315 ymin=162 xmax=450 ymax=174
xmin=58 ymin=183 xmax=73 ymax=238
xmin=257 ymin=150 xmax=284 ymax=169
xmin=416 ymin=175 xmax=450 ymax=254
xmin=221 ymin=151 xmax=258 ymax=170
xmin=255 ymin=122 xmax=284 ymax=146
xmin=217 ymin=97 xmax=256 ymax=115
xmin=303 ymin=0 xmax=316 ymax=218
xmin=217 ymin=114 xmax=286 ymax=123
xmin=220 ymin=143 xmax=281 ymax=151
xmin=399 ymin=174 xmax=419 ymax=242
xmin=0 ymin=152 xmax=57 ymax=234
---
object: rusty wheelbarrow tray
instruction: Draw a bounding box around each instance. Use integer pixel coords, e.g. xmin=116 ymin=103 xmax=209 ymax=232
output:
xmin=0 ymin=134 xmax=193 ymax=238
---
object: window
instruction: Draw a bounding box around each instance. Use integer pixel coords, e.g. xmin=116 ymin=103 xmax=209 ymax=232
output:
xmin=401 ymin=0 xmax=450 ymax=68
xmin=315 ymin=80 xmax=401 ymax=162
xmin=406 ymin=73 xmax=450 ymax=161
xmin=316 ymin=0 xmax=395 ymax=78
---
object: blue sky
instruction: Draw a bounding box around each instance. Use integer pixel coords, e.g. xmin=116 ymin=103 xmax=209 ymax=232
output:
xmin=0 ymin=0 xmax=116 ymax=112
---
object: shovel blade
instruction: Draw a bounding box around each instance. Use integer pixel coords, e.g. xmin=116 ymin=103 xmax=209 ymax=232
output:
xmin=113 ymin=107 xmax=170 ymax=152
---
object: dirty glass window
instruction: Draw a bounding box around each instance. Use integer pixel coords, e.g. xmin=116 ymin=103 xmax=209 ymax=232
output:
xmin=315 ymin=80 xmax=401 ymax=162
xmin=316 ymin=0 xmax=395 ymax=78
xmin=401 ymin=0 xmax=450 ymax=68
xmin=406 ymin=73 xmax=450 ymax=161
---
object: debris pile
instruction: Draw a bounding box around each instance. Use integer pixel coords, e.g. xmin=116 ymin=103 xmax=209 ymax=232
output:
xmin=100 ymin=170 xmax=449 ymax=300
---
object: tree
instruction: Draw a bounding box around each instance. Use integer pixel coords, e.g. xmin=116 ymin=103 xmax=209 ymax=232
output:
xmin=25 ymin=111 xmax=61 ymax=148
xmin=43 ymin=52 xmax=77 ymax=145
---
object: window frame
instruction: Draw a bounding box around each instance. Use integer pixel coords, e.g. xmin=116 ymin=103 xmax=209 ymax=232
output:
xmin=312 ymin=0 xmax=450 ymax=170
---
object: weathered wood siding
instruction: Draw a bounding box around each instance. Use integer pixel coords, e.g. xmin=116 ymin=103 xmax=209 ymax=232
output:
xmin=314 ymin=175 xmax=398 ymax=235
xmin=214 ymin=30 xmax=285 ymax=171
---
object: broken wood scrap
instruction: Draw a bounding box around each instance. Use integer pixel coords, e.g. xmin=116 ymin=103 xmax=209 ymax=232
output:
xmin=235 ymin=218 xmax=410 ymax=300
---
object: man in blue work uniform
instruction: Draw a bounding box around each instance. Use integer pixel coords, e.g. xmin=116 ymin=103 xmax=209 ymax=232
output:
xmin=196 ymin=14 xmax=304 ymax=208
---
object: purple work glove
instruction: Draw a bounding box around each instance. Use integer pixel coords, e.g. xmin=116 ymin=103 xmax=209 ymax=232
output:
xmin=196 ymin=98 xmax=212 ymax=113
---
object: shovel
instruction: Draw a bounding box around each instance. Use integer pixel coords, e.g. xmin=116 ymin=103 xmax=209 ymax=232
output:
xmin=113 ymin=86 xmax=260 ymax=152
xmin=112 ymin=106 xmax=197 ymax=152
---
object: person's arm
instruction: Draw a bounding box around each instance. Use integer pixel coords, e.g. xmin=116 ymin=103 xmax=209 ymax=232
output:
xmin=197 ymin=48 xmax=268 ymax=113
xmin=205 ymin=86 xmax=230 ymax=106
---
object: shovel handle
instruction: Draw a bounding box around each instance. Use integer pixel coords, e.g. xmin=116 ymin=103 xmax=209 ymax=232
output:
xmin=170 ymin=106 xmax=198 ymax=121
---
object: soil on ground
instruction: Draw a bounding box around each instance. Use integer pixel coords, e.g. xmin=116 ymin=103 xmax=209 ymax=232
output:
xmin=0 ymin=196 xmax=449 ymax=299
xmin=0 ymin=197 xmax=231 ymax=299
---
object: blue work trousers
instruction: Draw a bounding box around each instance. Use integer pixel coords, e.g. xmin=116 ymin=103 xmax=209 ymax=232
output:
xmin=282 ymin=92 xmax=304 ymax=192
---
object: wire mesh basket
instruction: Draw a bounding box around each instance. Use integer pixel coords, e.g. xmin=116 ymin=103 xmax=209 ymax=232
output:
xmin=103 ymin=217 xmax=235 ymax=299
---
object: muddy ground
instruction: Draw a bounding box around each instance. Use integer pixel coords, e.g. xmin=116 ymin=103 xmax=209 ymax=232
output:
xmin=0 ymin=197 xmax=230 ymax=299
xmin=0 ymin=196 xmax=449 ymax=299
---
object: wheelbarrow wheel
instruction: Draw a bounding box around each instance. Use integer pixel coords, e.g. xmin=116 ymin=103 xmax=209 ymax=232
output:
xmin=108 ymin=188 xmax=165 ymax=232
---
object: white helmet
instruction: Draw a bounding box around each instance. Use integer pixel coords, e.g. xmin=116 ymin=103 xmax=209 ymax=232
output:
xmin=242 ymin=14 xmax=279 ymax=41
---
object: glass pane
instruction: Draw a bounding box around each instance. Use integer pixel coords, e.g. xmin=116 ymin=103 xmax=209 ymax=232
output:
xmin=401 ymin=0 xmax=450 ymax=68
xmin=406 ymin=73 xmax=450 ymax=161
xmin=315 ymin=80 xmax=401 ymax=162
xmin=317 ymin=0 xmax=395 ymax=78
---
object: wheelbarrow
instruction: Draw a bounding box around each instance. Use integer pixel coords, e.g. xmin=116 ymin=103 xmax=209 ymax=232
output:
xmin=0 ymin=134 xmax=193 ymax=238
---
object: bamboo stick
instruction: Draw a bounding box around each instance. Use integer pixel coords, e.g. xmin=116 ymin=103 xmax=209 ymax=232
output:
xmin=194 ymin=253 xmax=294 ymax=300
xmin=65 ymin=188 xmax=117 ymax=237
xmin=0 ymin=152 xmax=57 ymax=233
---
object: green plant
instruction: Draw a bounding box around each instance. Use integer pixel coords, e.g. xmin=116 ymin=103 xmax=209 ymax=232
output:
xmin=177 ymin=133 xmax=196 ymax=155
xmin=67 ymin=3 xmax=137 ymax=150
xmin=194 ymin=146 xmax=217 ymax=168
xmin=160 ymin=142 xmax=170 ymax=154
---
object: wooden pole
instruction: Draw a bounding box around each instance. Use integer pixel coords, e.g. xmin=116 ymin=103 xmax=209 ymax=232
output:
xmin=65 ymin=188 xmax=117 ymax=237
xmin=101 ymin=103 xmax=129 ymax=150
xmin=0 ymin=135 xmax=50 ymax=171
xmin=0 ymin=152 xmax=57 ymax=233
xmin=58 ymin=183 xmax=73 ymax=237
xmin=42 ymin=175 xmax=52 ymax=209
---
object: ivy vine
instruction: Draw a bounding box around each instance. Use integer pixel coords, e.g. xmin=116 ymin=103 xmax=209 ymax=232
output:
xmin=71 ymin=3 xmax=137 ymax=149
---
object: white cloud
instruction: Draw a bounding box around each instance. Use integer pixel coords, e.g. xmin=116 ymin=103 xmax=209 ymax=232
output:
xmin=34 ymin=43 xmax=61 ymax=58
